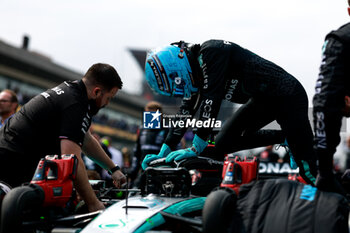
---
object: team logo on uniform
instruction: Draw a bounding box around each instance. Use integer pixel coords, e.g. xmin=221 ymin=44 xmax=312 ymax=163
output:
xmin=143 ymin=110 xmax=162 ymax=129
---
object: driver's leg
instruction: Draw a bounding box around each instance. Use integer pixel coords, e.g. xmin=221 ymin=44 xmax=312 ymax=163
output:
xmin=215 ymin=97 xmax=284 ymax=157
xmin=276 ymin=88 xmax=317 ymax=185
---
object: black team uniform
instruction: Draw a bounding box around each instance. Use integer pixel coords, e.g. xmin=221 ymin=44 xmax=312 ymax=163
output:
xmin=313 ymin=23 xmax=350 ymax=192
xmin=0 ymin=80 xmax=93 ymax=187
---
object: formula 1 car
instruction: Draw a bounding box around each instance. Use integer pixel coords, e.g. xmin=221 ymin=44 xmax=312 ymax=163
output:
xmin=3 ymin=151 xmax=347 ymax=233
xmin=0 ymin=155 xmax=224 ymax=233
xmin=202 ymin=156 xmax=350 ymax=233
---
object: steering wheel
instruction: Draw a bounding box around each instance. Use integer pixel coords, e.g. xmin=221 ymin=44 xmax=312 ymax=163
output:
xmin=148 ymin=156 xmax=224 ymax=171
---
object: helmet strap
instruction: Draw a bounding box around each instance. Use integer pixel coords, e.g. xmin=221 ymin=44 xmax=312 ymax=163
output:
xmin=187 ymin=44 xmax=202 ymax=87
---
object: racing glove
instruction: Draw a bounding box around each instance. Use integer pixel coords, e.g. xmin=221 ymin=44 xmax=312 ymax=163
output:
xmin=165 ymin=135 xmax=208 ymax=163
xmin=141 ymin=144 xmax=171 ymax=170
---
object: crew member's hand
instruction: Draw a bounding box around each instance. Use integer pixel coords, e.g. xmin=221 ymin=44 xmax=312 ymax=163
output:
xmin=141 ymin=144 xmax=171 ymax=170
xmin=87 ymin=200 xmax=105 ymax=212
xmin=316 ymin=174 xmax=346 ymax=196
xmin=166 ymin=135 xmax=208 ymax=162
xmin=111 ymin=170 xmax=126 ymax=188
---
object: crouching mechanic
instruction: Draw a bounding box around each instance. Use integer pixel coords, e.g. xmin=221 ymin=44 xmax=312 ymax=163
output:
xmin=142 ymin=40 xmax=317 ymax=185
xmin=0 ymin=63 xmax=126 ymax=212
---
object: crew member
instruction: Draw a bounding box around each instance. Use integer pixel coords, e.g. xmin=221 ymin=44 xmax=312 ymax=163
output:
xmin=313 ymin=0 xmax=350 ymax=193
xmin=0 ymin=63 xmax=126 ymax=212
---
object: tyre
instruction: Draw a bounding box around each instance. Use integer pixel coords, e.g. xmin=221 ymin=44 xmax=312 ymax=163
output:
xmin=0 ymin=184 xmax=44 ymax=233
xmin=202 ymin=188 xmax=239 ymax=233
xmin=0 ymin=181 xmax=12 ymax=211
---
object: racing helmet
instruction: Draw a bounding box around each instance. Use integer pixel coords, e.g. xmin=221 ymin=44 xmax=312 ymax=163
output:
xmin=145 ymin=41 xmax=198 ymax=98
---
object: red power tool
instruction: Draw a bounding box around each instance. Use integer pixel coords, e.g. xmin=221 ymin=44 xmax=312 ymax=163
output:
xmin=220 ymin=155 xmax=259 ymax=194
xmin=30 ymin=154 xmax=78 ymax=207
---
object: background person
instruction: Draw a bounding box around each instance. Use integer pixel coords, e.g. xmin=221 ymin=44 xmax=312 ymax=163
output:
xmin=0 ymin=63 xmax=126 ymax=212
xmin=257 ymin=145 xmax=280 ymax=163
xmin=313 ymin=0 xmax=350 ymax=194
xmin=100 ymin=136 xmax=123 ymax=180
xmin=121 ymin=147 xmax=131 ymax=170
xmin=82 ymin=129 xmax=113 ymax=179
xmin=0 ymin=89 xmax=18 ymax=128
xmin=142 ymin=40 xmax=317 ymax=185
xmin=128 ymin=101 xmax=168 ymax=186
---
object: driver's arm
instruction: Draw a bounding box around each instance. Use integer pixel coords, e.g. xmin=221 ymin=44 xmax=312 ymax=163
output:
xmin=60 ymin=139 xmax=104 ymax=212
xmin=82 ymin=130 xmax=126 ymax=186
xmin=165 ymin=93 xmax=201 ymax=150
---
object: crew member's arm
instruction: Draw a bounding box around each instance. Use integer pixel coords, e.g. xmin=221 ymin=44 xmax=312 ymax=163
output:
xmin=192 ymin=44 xmax=227 ymax=141
xmin=60 ymin=139 xmax=105 ymax=212
xmin=313 ymin=36 xmax=347 ymax=176
xmin=82 ymin=130 xmax=126 ymax=186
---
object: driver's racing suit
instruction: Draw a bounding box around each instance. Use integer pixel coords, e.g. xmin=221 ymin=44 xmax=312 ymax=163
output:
xmin=313 ymin=23 xmax=350 ymax=191
xmin=165 ymin=40 xmax=317 ymax=184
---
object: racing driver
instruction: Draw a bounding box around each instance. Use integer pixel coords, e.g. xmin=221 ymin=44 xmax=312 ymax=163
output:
xmin=142 ymin=40 xmax=317 ymax=185
xmin=0 ymin=63 xmax=126 ymax=212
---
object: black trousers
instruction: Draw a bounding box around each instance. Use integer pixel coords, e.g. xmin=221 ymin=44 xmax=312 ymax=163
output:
xmin=215 ymin=88 xmax=317 ymax=184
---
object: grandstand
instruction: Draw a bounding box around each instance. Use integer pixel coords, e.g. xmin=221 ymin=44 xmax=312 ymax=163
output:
xmin=0 ymin=38 xmax=148 ymax=148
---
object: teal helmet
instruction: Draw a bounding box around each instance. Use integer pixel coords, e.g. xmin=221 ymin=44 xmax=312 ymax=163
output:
xmin=145 ymin=41 xmax=198 ymax=98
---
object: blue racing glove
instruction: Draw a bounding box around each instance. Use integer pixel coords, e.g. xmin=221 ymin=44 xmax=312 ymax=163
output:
xmin=166 ymin=135 xmax=208 ymax=163
xmin=141 ymin=144 xmax=171 ymax=170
